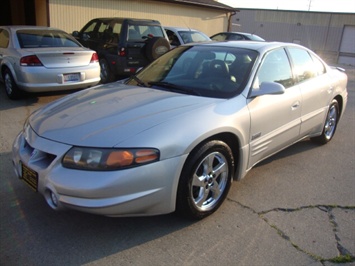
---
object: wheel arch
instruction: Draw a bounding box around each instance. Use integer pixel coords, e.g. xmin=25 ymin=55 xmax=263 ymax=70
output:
xmin=334 ymin=94 xmax=343 ymax=118
xmin=185 ymin=132 xmax=242 ymax=181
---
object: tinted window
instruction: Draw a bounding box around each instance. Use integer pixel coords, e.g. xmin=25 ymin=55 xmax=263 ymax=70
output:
xmin=288 ymin=47 xmax=321 ymax=83
xmin=0 ymin=29 xmax=9 ymax=48
xmin=228 ymin=34 xmax=244 ymax=41
xmin=166 ymin=29 xmax=180 ymax=46
xmin=17 ymin=30 xmax=80 ymax=48
xmin=211 ymin=33 xmax=228 ymax=41
xmin=82 ymin=21 xmax=99 ymax=39
xmin=128 ymin=25 xmax=164 ymax=41
xmin=178 ymin=31 xmax=209 ymax=43
xmin=253 ymin=48 xmax=294 ymax=89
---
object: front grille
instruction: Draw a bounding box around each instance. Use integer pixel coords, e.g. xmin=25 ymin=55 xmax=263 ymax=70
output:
xmin=23 ymin=140 xmax=57 ymax=169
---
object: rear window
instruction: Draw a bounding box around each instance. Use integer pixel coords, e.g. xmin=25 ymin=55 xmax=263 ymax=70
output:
xmin=17 ymin=30 xmax=81 ymax=48
xmin=127 ymin=25 xmax=164 ymax=41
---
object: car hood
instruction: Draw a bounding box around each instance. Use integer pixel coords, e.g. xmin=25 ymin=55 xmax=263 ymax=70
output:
xmin=29 ymin=84 xmax=222 ymax=147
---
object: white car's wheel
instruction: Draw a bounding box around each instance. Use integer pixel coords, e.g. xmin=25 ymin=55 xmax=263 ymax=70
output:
xmin=4 ymin=68 xmax=21 ymax=100
xmin=311 ymin=99 xmax=339 ymax=144
xmin=176 ymin=140 xmax=234 ymax=219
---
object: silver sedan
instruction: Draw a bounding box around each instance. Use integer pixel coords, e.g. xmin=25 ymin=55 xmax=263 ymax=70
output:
xmin=12 ymin=41 xmax=348 ymax=219
xmin=0 ymin=26 xmax=101 ymax=99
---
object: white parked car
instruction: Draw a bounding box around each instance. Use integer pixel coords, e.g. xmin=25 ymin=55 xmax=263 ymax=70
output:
xmin=164 ymin=26 xmax=211 ymax=47
xmin=0 ymin=26 xmax=101 ymax=99
xmin=12 ymin=41 xmax=348 ymax=219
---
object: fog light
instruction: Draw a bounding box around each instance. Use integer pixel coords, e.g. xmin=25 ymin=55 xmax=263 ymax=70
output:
xmin=50 ymin=191 xmax=58 ymax=207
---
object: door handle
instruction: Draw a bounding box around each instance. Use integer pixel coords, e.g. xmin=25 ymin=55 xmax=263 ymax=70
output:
xmin=291 ymin=101 xmax=300 ymax=110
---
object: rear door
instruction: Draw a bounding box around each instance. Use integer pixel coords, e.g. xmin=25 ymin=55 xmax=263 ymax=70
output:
xmin=247 ymin=47 xmax=302 ymax=168
xmin=287 ymin=47 xmax=331 ymax=136
xmin=125 ymin=21 xmax=167 ymax=66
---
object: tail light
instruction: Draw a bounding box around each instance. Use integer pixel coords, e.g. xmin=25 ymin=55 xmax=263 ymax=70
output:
xmin=119 ymin=47 xmax=126 ymax=57
xmin=20 ymin=55 xmax=43 ymax=66
xmin=90 ymin=52 xmax=99 ymax=63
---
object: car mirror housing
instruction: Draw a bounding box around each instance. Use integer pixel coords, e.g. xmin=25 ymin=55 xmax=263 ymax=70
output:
xmin=249 ymin=81 xmax=285 ymax=98
xmin=72 ymin=31 xmax=79 ymax=37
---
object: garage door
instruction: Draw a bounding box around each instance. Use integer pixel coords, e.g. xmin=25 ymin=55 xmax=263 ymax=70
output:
xmin=338 ymin=25 xmax=355 ymax=66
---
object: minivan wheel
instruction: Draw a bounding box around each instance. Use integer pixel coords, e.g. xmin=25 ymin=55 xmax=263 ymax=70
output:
xmin=99 ymin=58 xmax=115 ymax=83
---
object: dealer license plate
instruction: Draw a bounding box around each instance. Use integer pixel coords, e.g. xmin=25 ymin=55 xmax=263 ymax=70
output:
xmin=21 ymin=163 xmax=38 ymax=192
xmin=64 ymin=73 xmax=80 ymax=82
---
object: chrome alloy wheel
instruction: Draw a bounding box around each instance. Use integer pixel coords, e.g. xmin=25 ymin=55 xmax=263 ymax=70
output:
xmin=4 ymin=72 xmax=13 ymax=95
xmin=324 ymin=104 xmax=338 ymax=140
xmin=190 ymin=151 xmax=229 ymax=211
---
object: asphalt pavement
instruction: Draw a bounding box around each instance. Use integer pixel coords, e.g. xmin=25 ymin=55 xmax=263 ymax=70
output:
xmin=0 ymin=65 xmax=354 ymax=266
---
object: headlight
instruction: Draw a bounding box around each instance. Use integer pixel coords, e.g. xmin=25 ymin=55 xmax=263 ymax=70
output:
xmin=62 ymin=147 xmax=160 ymax=170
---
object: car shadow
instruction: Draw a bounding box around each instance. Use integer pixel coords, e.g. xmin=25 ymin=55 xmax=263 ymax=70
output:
xmin=0 ymin=82 xmax=79 ymax=111
xmin=0 ymin=150 xmax=197 ymax=265
xmin=254 ymin=138 xmax=320 ymax=168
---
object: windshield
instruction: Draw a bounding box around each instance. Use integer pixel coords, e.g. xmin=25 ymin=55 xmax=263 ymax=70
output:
xmin=178 ymin=31 xmax=210 ymax=43
xmin=126 ymin=45 xmax=258 ymax=99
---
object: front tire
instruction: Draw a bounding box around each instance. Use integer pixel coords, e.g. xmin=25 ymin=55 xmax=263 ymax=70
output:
xmin=4 ymin=68 xmax=21 ymax=100
xmin=176 ymin=140 xmax=234 ymax=219
xmin=311 ymin=99 xmax=339 ymax=144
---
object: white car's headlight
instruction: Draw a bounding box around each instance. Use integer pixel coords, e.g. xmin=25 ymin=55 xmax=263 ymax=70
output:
xmin=62 ymin=147 xmax=160 ymax=170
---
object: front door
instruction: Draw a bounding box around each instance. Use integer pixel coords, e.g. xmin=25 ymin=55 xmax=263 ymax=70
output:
xmin=247 ymin=48 xmax=302 ymax=168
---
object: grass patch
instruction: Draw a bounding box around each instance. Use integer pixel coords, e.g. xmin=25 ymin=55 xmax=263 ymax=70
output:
xmin=328 ymin=254 xmax=355 ymax=263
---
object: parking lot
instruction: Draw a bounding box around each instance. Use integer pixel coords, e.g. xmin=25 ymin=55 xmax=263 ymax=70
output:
xmin=0 ymin=65 xmax=354 ymax=266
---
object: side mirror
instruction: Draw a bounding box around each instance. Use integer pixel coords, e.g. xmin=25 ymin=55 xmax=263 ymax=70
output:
xmin=249 ymin=81 xmax=285 ymax=98
xmin=72 ymin=31 xmax=79 ymax=37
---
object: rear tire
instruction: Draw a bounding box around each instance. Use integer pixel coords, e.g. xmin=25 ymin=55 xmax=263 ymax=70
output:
xmin=176 ymin=140 xmax=234 ymax=220
xmin=311 ymin=99 xmax=339 ymax=144
xmin=4 ymin=68 xmax=21 ymax=100
xmin=99 ymin=58 xmax=115 ymax=84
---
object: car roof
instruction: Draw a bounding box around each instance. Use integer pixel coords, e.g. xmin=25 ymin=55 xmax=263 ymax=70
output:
xmin=90 ymin=17 xmax=161 ymax=23
xmin=190 ymin=40 xmax=305 ymax=53
xmin=0 ymin=25 xmax=64 ymax=32
xmin=164 ymin=26 xmax=201 ymax=32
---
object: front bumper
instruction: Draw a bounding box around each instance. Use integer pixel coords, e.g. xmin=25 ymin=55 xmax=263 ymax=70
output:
xmin=12 ymin=126 xmax=186 ymax=217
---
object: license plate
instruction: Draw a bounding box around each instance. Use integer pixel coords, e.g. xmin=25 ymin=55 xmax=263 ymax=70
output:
xmin=64 ymin=73 xmax=80 ymax=82
xmin=21 ymin=163 xmax=38 ymax=192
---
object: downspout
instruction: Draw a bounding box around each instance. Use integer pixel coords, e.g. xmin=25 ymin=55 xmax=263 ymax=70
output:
xmin=227 ymin=11 xmax=237 ymax=32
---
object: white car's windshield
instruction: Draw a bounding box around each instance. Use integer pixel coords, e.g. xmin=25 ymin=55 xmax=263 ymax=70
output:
xmin=126 ymin=45 xmax=258 ymax=99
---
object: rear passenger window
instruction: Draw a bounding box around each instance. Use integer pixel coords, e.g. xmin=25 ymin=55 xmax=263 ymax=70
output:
xmin=0 ymin=29 xmax=9 ymax=48
xmin=253 ymin=48 xmax=294 ymax=89
xmin=288 ymin=47 xmax=323 ymax=83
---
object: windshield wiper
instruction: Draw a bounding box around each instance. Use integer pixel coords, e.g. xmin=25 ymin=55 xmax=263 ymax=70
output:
xmin=130 ymin=75 xmax=147 ymax=87
xmin=148 ymin=81 xmax=200 ymax=96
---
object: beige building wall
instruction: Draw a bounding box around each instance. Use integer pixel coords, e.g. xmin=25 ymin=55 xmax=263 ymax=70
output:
xmin=48 ymin=0 xmax=229 ymax=36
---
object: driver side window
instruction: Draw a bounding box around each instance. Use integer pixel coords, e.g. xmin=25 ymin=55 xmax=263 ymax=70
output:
xmin=253 ymin=48 xmax=294 ymax=90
